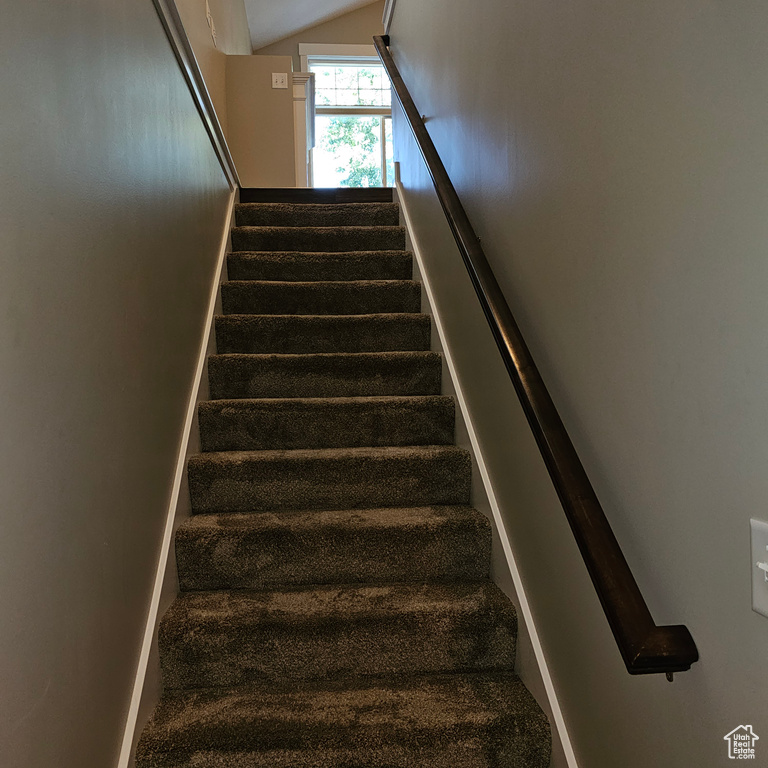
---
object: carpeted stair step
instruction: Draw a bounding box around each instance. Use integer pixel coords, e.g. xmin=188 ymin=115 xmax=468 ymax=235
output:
xmin=235 ymin=202 xmax=400 ymax=227
xmin=208 ymin=351 xmax=442 ymax=399
xmin=215 ymin=314 xmax=431 ymax=354
xmin=198 ymin=396 xmax=454 ymax=451
xmin=220 ymin=280 xmax=421 ymax=315
xmin=158 ymin=582 xmax=517 ymax=689
xmin=232 ymin=225 xmax=405 ymax=252
xmin=135 ymin=672 xmax=551 ymax=768
xmin=137 ymin=190 xmax=552 ymax=766
xmin=226 ymin=250 xmax=413 ymax=282
xmin=175 ymin=505 xmax=491 ymax=590
xmin=187 ymin=445 xmax=471 ymax=514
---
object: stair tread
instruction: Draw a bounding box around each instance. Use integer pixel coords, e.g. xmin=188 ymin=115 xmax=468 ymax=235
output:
xmin=236 ymin=203 xmax=398 ymax=211
xmin=198 ymin=395 xmax=453 ymax=451
xmin=210 ymin=350 xmax=439 ymax=359
xmin=136 ymin=672 xmax=551 ymax=768
xmin=223 ymin=279 xmax=416 ymax=286
xmin=234 ymin=225 xmax=405 ymax=232
xmin=229 ymin=249 xmax=409 ymax=253
xmin=220 ymin=280 xmax=421 ymax=316
xmin=235 ymin=202 xmax=400 ymax=227
xmin=217 ymin=311 xmax=427 ymax=317
xmin=162 ymin=580 xmax=514 ymax=629
xmin=158 ymin=582 xmax=516 ymax=689
xmin=190 ymin=444 xmax=469 ymax=462
xmin=176 ymin=505 xmax=491 ymax=591
xmin=179 ymin=503 xmax=484 ymax=532
xmin=215 ymin=313 xmax=430 ymax=354
xmin=232 ymin=226 xmax=405 ymax=253
xmin=187 ymin=444 xmax=471 ymax=514
xmin=200 ymin=394 xmax=451 ymax=405
xmin=226 ymin=250 xmax=412 ymax=282
xmin=207 ymin=351 xmax=442 ymax=400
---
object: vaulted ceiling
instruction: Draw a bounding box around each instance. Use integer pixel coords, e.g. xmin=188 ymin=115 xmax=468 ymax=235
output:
xmin=245 ymin=0 xmax=380 ymax=51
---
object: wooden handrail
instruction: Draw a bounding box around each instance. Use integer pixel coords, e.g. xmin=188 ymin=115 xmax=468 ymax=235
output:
xmin=375 ymin=34 xmax=698 ymax=678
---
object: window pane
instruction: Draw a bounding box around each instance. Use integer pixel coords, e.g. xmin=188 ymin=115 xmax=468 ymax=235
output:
xmin=334 ymin=67 xmax=358 ymax=90
xmin=359 ymin=89 xmax=385 ymax=107
xmin=313 ymin=67 xmax=335 ymax=89
xmin=335 ymin=88 xmax=359 ymax=105
xmin=358 ymin=68 xmax=381 ymax=89
xmin=309 ymin=62 xmax=391 ymax=108
xmin=313 ymin=115 xmax=383 ymax=188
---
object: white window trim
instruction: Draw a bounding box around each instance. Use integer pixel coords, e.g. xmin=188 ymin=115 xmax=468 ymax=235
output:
xmin=299 ymin=43 xmax=377 ymax=72
xmin=292 ymin=72 xmax=315 ymax=187
xmin=300 ymin=45 xmax=394 ymax=188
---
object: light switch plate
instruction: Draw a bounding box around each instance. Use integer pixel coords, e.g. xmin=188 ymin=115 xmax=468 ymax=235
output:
xmin=272 ymin=73 xmax=289 ymax=89
xmin=750 ymin=518 xmax=768 ymax=617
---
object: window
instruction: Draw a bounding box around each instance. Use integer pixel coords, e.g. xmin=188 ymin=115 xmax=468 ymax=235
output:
xmin=313 ymin=64 xmax=392 ymax=108
xmin=308 ymin=59 xmax=393 ymax=188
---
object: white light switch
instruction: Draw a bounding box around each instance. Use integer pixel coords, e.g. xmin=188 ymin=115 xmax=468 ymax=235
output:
xmin=750 ymin=519 xmax=768 ymax=617
xmin=272 ymin=73 xmax=289 ymax=89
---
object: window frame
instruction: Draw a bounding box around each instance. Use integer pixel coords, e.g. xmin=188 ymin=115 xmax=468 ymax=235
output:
xmin=303 ymin=49 xmax=393 ymax=188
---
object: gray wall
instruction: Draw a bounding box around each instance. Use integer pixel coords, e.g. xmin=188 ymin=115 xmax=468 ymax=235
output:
xmin=390 ymin=1 xmax=768 ymax=766
xmin=0 ymin=1 xmax=232 ymax=766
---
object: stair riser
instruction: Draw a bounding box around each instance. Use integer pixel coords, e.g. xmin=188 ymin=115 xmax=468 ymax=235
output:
xmin=159 ymin=587 xmax=516 ymax=689
xmin=161 ymin=622 xmax=515 ymax=690
xmin=215 ymin=315 xmax=431 ymax=354
xmin=235 ymin=203 xmax=400 ymax=227
xmin=226 ymin=251 xmax=413 ymax=282
xmin=221 ymin=281 xmax=421 ymax=315
xmin=176 ymin=509 xmax=490 ymax=590
xmin=232 ymin=226 xmax=406 ymax=253
xmin=208 ymin=353 xmax=442 ymax=399
xmin=187 ymin=449 xmax=472 ymax=513
xmin=198 ymin=397 xmax=453 ymax=451
xmin=239 ymin=187 xmax=394 ymax=203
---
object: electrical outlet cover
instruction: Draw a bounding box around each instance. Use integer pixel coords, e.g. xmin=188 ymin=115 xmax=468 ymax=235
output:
xmin=272 ymin=73 xmax=289 ymax=89
xmin=750 ymin=518 xmax=768 ymax=618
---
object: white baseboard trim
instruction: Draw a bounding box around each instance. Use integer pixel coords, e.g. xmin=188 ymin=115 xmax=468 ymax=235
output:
xmin=396 ymin=180 xmax=578 ymax=768
xmin=116 ymin=189 xmax=236 ymax=768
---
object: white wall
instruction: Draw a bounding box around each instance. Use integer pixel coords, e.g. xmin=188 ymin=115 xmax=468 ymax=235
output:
xmin=0 ymin=1 xmax=232 ymax=766
xmin=390 ymin=1 xmax=768 ymax=766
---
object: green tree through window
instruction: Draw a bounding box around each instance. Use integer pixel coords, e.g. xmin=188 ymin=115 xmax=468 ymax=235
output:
xmin=321 ymin=116 xmax=382 ymax=187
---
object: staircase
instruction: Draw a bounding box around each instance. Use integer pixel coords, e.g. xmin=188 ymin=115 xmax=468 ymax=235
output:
xmin=136 ymin=188 xmax=551 ymax=768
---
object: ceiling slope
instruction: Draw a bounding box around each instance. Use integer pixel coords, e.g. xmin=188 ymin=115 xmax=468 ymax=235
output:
xmin=246 ymin=0 xmax=380 ymax=51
